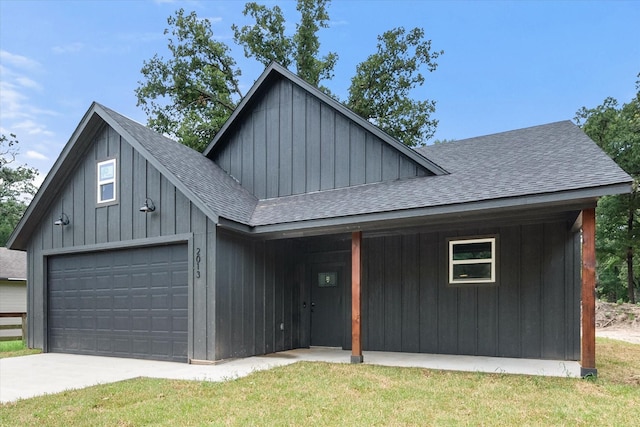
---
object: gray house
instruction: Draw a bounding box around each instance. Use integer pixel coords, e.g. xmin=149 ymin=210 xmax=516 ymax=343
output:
xmin=8 ymin=63 xmax=631 ymax=376
xmin=0 ymin=248 xmax=27 ymax=339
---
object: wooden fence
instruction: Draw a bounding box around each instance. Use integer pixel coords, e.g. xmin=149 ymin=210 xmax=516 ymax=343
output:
xmin=0 ymin=312 xmax=27 ymax=342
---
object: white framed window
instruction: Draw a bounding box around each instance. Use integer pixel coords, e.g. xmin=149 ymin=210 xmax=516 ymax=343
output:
xmin=97 ymin=158 xmax=117 ymax=204
xmin=448 ymin=237 xmax=496 ymax=285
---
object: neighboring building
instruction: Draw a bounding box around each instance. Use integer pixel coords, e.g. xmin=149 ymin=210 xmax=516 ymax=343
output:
xmin=0 ymin=248 xmax=27 ymax=339
xmin=7 ymin=64 xmax=631 ymax=376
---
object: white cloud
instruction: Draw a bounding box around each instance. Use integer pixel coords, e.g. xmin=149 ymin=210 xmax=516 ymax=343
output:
xmin=26 ymin=150 xmax=49 ymax=160
xmin=330 ymin=20 xmax=349 ymax=27
xmin=13 ymin=120 xmax=55 ymax=137
xmin=15 ymin=76 xmax=41 ymax=90
xmin=52 ymin=42 xmax=84 ymax=54
xmin=0 ymin=50 xmax=41 ymax=70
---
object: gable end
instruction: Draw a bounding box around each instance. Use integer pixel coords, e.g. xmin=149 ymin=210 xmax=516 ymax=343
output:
xmin=206 ymin=64 xmax=444 ymax=199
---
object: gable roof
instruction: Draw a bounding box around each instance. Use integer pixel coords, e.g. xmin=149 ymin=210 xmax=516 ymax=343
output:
xmin=0 ymin=248 xmax=26 ymax=281
xmin=7 ymin=103 xmax=258 ymax=250
xmin=246 ymin=120 xmax=631 ymax=233
xmin=203 ymin=62 xmax=448 ymax=176
xmin=7 ymin=90 xmax=632 ymax=246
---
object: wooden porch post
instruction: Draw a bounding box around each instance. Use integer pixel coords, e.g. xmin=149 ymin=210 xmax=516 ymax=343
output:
xmin=581 ymin=208 xmax=597 ymax=377
xmin=351 ymin=231 xmax=363 ymax=363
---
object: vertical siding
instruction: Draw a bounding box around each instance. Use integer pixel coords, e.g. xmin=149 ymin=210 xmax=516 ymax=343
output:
xmin=215 ymin=231 xmax=301 ymax=360
xmin=211 ymin=78 xmax=433 ymax=199
xmin=361 ymin=220 xmax=580 ymax=360
xmin=26 ymin=124 xmax=216 ymax=361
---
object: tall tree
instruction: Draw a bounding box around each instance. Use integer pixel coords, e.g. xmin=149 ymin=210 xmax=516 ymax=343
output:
xmin=347 ymin=27 xmax=443 ymax=146
xmin=232 ymin=0 xmax=338 ymax=88
xmin=0 ymin=134 xmax=38 ymax=246
xmin=135 ymin=9 xmax=243 ymax=152
xmin=137 ymin=1 xmax=442 ymax=150
xmin=575 ymin=75 xmax=640 ymax=303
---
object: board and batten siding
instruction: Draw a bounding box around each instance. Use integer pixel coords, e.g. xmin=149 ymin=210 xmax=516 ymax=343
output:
xmin=25 ymin=124 xmax=217 ymax=361
xmin=211 ymin=78 xmax=431 ymax=199
xmin=359 ymin=220 xmax=581 ymax=360
xmin=215 ymin=230 xmax=302 ymax=360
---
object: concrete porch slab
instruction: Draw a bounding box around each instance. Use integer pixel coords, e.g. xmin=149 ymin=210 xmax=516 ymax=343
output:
xmin=0 ymin=349 xmax=580 ymax=403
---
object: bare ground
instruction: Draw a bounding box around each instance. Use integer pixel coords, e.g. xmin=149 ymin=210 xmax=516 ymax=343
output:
xmin=595 ymin=300 xmax=640 ymax=344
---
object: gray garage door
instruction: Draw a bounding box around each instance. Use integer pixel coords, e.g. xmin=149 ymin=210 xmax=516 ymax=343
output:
xmin=48 ymin=244 xmax=188 ymax=362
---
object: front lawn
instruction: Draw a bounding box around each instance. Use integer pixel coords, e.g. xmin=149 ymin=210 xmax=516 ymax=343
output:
xmin=0 ymin=340 xmax=41 ymax=359
xmin=1 ymin=338 xmax=638 ymax=426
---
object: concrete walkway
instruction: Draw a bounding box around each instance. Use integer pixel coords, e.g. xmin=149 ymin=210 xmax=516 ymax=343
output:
xmin=0 ymin=348 xmax=581 ymax=403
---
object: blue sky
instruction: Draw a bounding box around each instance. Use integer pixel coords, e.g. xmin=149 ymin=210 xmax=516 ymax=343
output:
xmin=1 ymin=0 xmax=639 ymax=186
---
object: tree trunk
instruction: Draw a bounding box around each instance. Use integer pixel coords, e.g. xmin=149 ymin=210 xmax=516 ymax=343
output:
xmin=628 ymin=206 xmax=635 ymax=304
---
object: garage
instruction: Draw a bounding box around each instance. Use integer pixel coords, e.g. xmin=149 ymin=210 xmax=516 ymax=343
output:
xmin=47 ymin=244 xmax=188 ymax=362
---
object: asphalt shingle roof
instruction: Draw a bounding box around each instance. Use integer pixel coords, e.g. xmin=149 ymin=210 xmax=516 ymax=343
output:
xmin=0 ymin=248 xmax=26 ymax=280
xmin=97 ymin=108 xmax=631 ymax=229
xmin=99 ymin=105 xmax=258 ymax=224
xmin=249 ymin=121 xmax=631 ymax=226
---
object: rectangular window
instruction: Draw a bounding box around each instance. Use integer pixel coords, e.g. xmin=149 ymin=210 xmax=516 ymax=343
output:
xmin=449 ymin=237 xmax=496 ymax=285
xmin=97 ymin=159 xmax=117 ymax=204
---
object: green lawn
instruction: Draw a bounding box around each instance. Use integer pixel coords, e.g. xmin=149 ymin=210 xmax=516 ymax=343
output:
xmin=1 ymin=338 xmax=639 ymax=426
xmin=0 ymin=340 xmax=41 ymax=358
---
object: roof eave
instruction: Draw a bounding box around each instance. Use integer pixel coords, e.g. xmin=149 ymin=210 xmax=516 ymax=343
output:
xmin=7 ymin=103 xmax=224 ymax=250
xmin=94 ymin=105 xmax=222 ymax=225
xmin=247 ymin=182 xmax=632 ymax=239
xmin=203 ymin=62 xmax=448 ymax=176
xmin=7 ymin=102 xmax=105 ymax=250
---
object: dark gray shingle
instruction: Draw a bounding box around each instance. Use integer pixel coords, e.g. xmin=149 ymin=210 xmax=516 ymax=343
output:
xmin=249 ymin=121 xmax=631 ymax=226
xmin=98 ymin=105 xmax=258 ymax=224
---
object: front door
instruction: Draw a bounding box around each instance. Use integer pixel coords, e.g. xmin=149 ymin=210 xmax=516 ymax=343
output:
xmin=310 ymin=264 xmax=343 ymax=347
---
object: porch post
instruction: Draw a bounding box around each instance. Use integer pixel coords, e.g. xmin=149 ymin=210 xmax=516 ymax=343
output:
xmin=351 ymin=231 xmax=363 ymax=363
xmin=581 ymin=208 xmax=597 ymax=377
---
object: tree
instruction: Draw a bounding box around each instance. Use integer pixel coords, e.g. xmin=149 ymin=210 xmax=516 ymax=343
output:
xmin=347 ymin=27 xmax=443 ymax=146
xmin=137 ymin=1 xmax=443 ymax=150
xmin=232 ymin=0 xmax=338 ymax=89
xmin=0 ymin=134 xmax=38 ymax=246
xmin=135 ymin=9 xmax=243 ymax=152
xmin=575 ymin=75 xmax=640 ymax=303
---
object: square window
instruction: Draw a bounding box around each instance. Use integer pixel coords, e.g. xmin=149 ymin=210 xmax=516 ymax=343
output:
xmin=97 ymin=159 xmax=117 ymax=204
xmin=448 ymin=237 xmax=496 ymax=285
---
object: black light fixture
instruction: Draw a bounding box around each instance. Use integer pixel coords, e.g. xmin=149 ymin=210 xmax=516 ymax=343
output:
xmin=139 ymin=198 xmax=156 ymax=213
xmin=54 ymin=213 xmax=70 ymax=226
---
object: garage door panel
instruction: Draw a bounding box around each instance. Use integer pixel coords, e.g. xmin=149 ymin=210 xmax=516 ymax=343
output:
xmin=48 ymin=244 xmax=188 ymax=362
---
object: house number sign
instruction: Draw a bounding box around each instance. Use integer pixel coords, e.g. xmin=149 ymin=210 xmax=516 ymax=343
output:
xmin=195 ymin=248 xmax=201 ymax=278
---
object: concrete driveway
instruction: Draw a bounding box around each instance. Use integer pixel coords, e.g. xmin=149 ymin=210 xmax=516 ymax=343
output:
xmin=1 ymin=349 xmax=580 ymax=403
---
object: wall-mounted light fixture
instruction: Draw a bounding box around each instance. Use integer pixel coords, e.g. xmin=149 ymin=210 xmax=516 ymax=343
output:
xmin=54 ymin=213 xmax=70 ymax=226
xmin=139 ymin=198 xmax=156 ymax=213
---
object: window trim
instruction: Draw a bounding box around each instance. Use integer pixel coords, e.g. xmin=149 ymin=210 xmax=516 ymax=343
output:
xmin=448 ymin=236 xmax=497 ymax=285
xmin=97 ymin=158 xmax=117 ymax=205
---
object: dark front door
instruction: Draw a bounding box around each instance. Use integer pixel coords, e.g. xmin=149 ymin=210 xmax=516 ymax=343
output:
xmin=310 ymin=264 xmax=343 ymax=347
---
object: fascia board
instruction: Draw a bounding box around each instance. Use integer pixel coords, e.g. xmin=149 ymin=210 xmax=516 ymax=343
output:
xmin=93 ymin=105 xmax=221 ymax=225
xmin=7 ymin=103 xmax=105 ymax=250
xmin=203 ymin=63 xmax=448 ymax=176
xmin=248 ymin=182 xmax=631 ymax=238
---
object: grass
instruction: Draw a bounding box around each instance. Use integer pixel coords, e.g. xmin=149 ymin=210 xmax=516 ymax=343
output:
xmin=1 ymin=338 xmax=639 ymax=426
xmin=0 ymin=340 xmax=41 ymax=359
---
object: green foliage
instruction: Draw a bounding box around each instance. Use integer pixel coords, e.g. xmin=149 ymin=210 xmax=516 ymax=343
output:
xmin=0 ymin=134 xmax=38 ymax=246
xmin=138 ymin=1 xmax=443 ymax=150
xmin=347 ymin=27 xmax=443 ymax=147
xmin=232 ymin=0 xmax=337 ymax=89
xmin=135 ymin=9 xmax=243 ymax=152
xmin=575 ymin=74 xmax=640 ymax=302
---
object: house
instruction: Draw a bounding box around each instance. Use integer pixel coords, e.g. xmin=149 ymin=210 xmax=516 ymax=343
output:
xmin=0 ymin=248 xmax=27 ymax=339
xmin=7 ymin=63 xmax=631 ymax=376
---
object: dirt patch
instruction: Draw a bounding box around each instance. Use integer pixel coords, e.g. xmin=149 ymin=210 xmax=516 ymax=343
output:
xmin=595 ymin=301 xmax=640 ymax=344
